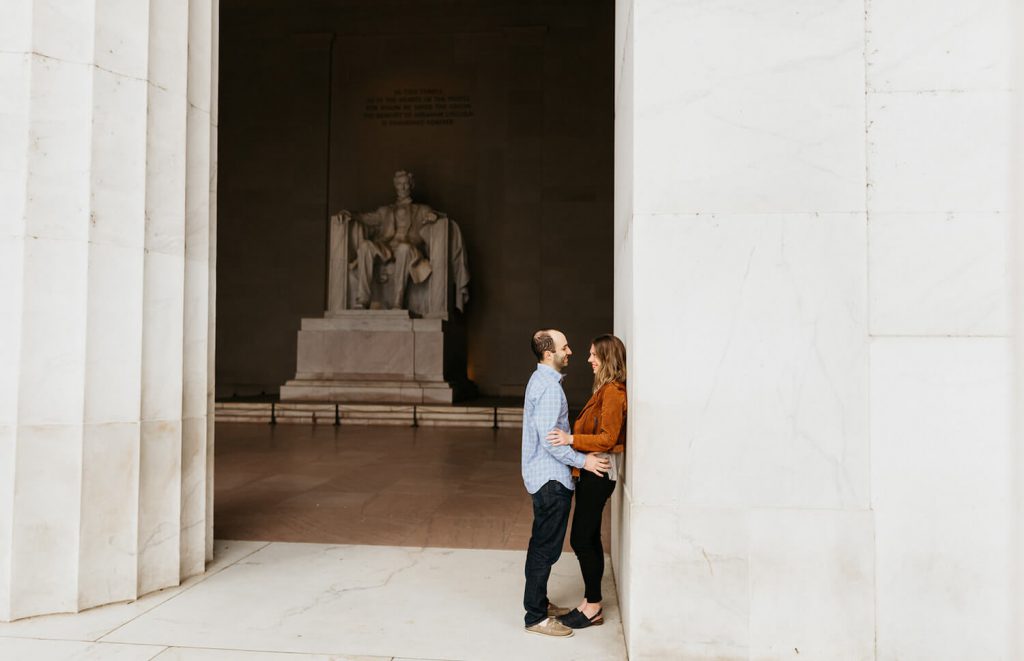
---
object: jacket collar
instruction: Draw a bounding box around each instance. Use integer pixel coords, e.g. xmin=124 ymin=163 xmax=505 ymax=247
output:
xmin=580 ymin=381 xmax=625 ymax=412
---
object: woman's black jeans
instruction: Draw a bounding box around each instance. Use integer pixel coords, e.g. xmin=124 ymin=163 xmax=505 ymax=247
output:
xmin=570 ymin=469 xmax=616 ymax=603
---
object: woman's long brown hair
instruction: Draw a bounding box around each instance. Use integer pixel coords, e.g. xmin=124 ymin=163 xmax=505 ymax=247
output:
xmin=591 ymin=334 xmax=627 ymax=392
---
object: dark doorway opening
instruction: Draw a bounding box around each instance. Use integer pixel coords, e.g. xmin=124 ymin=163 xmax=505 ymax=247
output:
xmin=214 ymin=0 xmax=614 ymax=547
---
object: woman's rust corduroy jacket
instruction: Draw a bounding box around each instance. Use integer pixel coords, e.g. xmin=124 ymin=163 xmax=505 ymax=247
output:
xmin=570 ymin=380 xmax=626 ymax=476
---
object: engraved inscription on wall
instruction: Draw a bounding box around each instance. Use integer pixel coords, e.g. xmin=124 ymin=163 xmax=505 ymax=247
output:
xmin=363 ymin=88 xmax=475 ymax=126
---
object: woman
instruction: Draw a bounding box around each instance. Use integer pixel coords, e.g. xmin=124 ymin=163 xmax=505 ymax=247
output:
xmin=546 ymin=334 xmax=627 ymax=629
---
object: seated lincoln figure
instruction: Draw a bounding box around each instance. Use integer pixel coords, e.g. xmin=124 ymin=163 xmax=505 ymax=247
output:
xmin=331 ymin=170 xmax=469 ymax=316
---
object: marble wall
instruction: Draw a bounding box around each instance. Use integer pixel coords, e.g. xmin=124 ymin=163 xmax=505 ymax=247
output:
xmin=612 ymin=0 xmax=1015 ymax=659
xmin=214 ymin=0 xmax=614 ymax=406
xmin=0 ymin=0 xmax=218 ymax=620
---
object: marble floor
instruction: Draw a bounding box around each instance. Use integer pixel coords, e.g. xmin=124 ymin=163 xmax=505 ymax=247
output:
xmin=215 ymin=423 xmax=610 ymax=550
xmin=0 ymin=540 xmax=628 ymax=661
xmin=0 ymin=424 xmax=623 ymax=659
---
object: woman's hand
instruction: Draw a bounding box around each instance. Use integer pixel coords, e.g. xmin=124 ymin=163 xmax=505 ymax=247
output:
xmin=547 ymin=429 xmax=572 ymax=446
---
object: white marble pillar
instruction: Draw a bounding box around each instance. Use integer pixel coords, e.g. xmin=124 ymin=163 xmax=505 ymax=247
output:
xmin=866 ymin=2 xmax=1013 ymax=659
xmin=0 ymin=0 xmax=218 ymax=621
xmin=614 ymin=0 xmax=1015 ymax=659
xmin=1012 ymin=2 xmax=1024 ymax=657
xmin=182 ymin=0 xmax=215 ymax=581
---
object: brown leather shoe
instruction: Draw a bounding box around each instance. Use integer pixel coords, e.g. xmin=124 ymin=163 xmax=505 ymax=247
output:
xmin=525 ymin=617 xmax=574 ymax=637
xmin=546 ymin=603 xmax=572 ymax=617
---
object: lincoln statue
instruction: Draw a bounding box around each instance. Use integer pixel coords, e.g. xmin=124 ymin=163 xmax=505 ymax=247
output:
xmin=282 ymin=170 xmax=472 ymax=403
xmin=333 ymin=170 xmax=465 ymax=312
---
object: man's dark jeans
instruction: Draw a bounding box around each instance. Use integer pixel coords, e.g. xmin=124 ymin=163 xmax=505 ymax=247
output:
xmin=523 ymin=479 xmax=573 ymax=626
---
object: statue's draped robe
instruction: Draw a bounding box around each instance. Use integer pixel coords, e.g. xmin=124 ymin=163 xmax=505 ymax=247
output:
xmin=351 ymin=201 xmax=470 ymax=313
xmin=447 ymin=219 xmax=470 ymax=313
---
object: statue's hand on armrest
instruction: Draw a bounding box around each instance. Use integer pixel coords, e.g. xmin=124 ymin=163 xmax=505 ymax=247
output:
xmin=332 ymin=210 xmax=353 ymax=224
xmin=422 ymin=210 xmax=446 ymax=225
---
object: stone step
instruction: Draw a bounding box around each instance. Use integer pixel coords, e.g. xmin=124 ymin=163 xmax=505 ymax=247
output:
xmin=214 ymin=402 xmax=524 ymax=429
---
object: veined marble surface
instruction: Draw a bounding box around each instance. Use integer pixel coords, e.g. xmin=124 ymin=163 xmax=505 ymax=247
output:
xmin=869 ymin=212 xmax=1010 ymax=336
xmin=614 ymin=0 xmax=1016 ymax=656
xmin=871 ymin=338 xmax=1012 ymax=661
xmin=0 ymin=540 xmax=627 ymax=661
xmin=630 ymin=212 xmax=869 ymax=510
xmin=632 ymin=0 xmax=866 ymax=215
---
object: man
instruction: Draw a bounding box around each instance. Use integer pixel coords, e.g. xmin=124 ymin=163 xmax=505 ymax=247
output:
xmin=521 ymin=329 xmax=610 ymax=637
xmin=338 ymin=170 xmax=438 ymax=309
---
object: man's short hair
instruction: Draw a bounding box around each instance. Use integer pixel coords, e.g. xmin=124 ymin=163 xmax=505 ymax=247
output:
xmin=531 ymin=330 xmax=555 ymax=361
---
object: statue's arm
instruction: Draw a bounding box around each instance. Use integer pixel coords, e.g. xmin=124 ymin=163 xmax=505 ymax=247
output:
xmin=418 ymin=211 xmax=446 ymax=260
xmin=418 ymin=208 xmax=446 ymax=259
xmin=422 ymin=208 xmax=445 ymax=225
xmin=365 ymin=208 xmax=388 ymax=224
xmin=332 ymin=209 xmax=384 ymax=227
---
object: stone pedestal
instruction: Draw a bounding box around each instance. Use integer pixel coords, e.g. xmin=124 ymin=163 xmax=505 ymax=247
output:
xmin=280 ymin=311 xmax=468 ymax=404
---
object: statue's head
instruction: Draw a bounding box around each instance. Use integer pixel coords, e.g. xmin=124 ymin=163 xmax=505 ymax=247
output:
xmin=393 ymin=170 xmax=414 ymax=201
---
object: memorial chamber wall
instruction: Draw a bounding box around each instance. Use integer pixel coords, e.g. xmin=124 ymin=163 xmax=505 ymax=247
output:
xmin=215 ymin=0 xmax=615 ymax=406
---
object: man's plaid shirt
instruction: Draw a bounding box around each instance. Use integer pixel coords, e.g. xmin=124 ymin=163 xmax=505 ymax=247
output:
xmin=521 ymin=364 xmax=586 ymax=494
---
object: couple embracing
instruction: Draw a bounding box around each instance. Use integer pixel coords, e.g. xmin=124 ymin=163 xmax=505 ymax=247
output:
xmin=521 ymin=329 xmax=627 ymax=638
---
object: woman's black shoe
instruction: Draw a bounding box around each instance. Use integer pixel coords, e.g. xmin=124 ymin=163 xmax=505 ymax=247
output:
xmin=558 ymin=607 xmax=604 ymax=629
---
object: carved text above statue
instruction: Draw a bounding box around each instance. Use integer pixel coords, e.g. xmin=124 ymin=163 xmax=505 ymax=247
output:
xmin=363 ymin=89 xmax=475 ymax=127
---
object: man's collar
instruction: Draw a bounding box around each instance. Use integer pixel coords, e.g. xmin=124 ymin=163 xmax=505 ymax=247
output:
xmin=536 ymin=363 xmax=565 ymax=383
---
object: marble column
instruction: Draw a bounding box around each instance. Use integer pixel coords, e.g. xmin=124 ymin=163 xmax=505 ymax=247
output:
xmin=1013 ymin=3 xmax=1024 ymax=658
xmin=0 ymin=0 xmax=218 ymax=621
xmin=866 ymin=2 xmax=1013 ymax=659
xmin=613 ymin=0 xmax=1015 ymax=659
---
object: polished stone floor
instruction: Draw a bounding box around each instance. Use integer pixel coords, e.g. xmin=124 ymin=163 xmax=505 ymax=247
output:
xmin=0 ymin=541 xmax=627 ymax=660
xmin=0 ymin=424 xmax=624 ymax=660
xmin=214 ymin=423 xmax=610 ymax=550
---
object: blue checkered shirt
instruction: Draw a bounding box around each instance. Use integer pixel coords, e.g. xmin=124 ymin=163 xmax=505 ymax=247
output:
xmin=521 ymin=364 xmax=587 ymax=494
